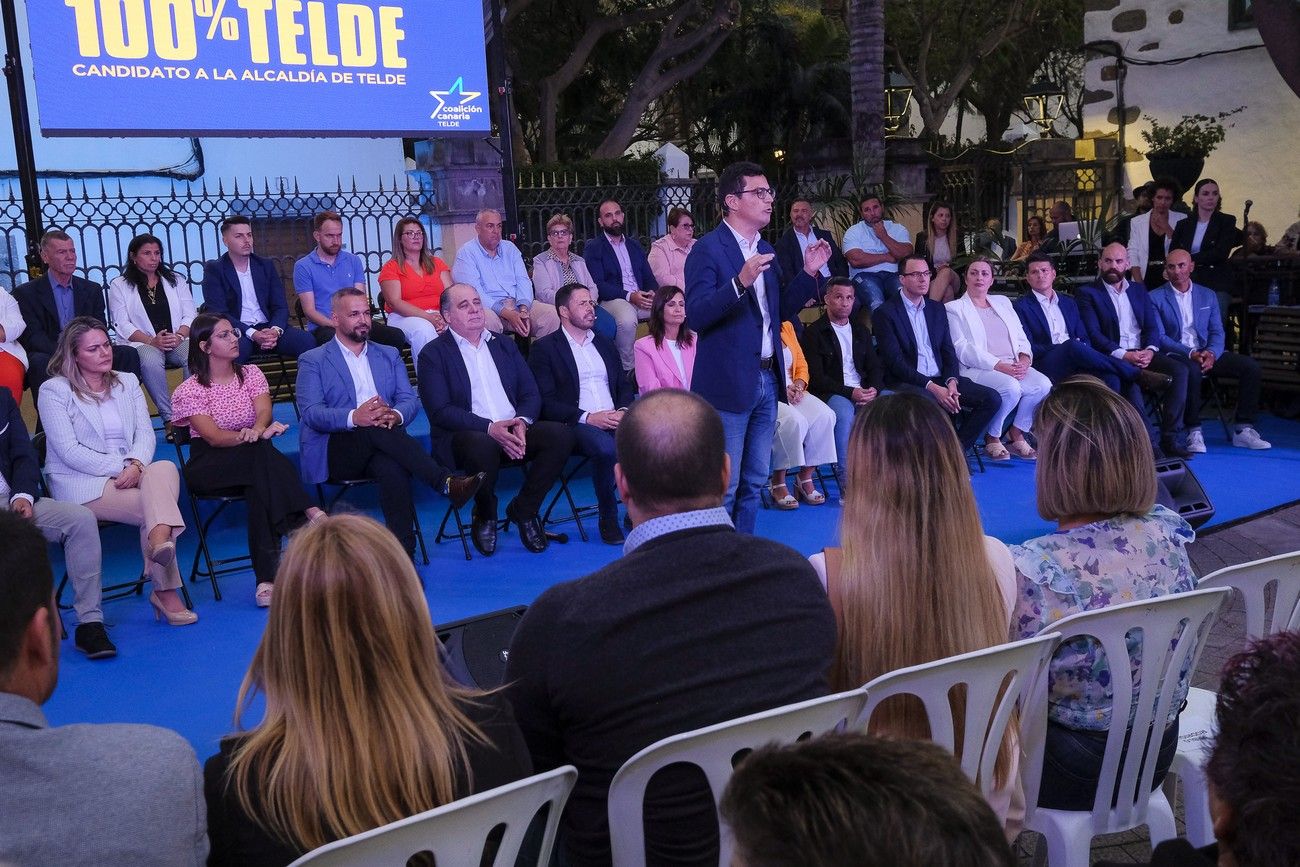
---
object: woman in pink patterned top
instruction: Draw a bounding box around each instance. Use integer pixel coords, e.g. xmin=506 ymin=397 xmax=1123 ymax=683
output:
xmin=171 ymin=314 xmax=323 ymax=607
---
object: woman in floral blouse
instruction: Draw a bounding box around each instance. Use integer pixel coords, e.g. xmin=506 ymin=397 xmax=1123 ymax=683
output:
xmin=1011 ymin=376 xmax=1197 ymax=811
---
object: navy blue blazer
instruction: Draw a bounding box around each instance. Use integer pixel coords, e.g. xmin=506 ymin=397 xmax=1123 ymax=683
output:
xmin=685 ymin=223 xmax=817 ymax=413
xmin=871 ymin=294 xmax=960 ymax=389
xmin=580 ymin=233 xmax=658 ymax=303
xmin=774 ymin=226 xmax=848 ymax=296
xmin=13 ymin=274 xmax=109 ymax=357
xmin=528 ymin=329 xmax=632 ymax=426
xmin=1171 ymin=211 xmax=1241 ymax=269
xmin=0 ymin=388 xmax=39 ymax=500
xmin=1012 ymin=291 xmax=1092 ymax=359
xmin=417 ymin=330 xmax=543 ymax=469
xmin=200 ymin=253 xmax=290 ymax=334
xmin=1075 ymin=279 xmax=1184 ymax=356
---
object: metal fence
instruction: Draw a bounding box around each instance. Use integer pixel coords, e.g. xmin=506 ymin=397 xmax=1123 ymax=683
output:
xmin=1022 ymin=159 xmax=1120 ymax=229
xmin=0 ymin=177 xmax=435 ymax=302
xmin=933 ymin=150 xmax=1016 ymax=234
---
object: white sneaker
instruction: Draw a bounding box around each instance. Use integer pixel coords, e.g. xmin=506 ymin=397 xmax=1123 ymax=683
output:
xmin=1232 ymin=427 xmax=1272 ymax=449
xmin=1185 ymin=428 xmax=1207 ymax=454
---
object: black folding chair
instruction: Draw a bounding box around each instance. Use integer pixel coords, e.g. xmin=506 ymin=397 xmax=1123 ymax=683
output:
xmin=172 ymin=427 xmax=253 ymax=601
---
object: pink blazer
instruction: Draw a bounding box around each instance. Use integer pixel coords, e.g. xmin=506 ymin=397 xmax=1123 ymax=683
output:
xmin=633 ymin=334 xmax=695 ymax=393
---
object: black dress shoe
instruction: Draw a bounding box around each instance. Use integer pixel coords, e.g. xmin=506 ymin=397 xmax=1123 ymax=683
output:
xmin=1161 ymin=436 xmax=1193 ymax=459
xmin=507 ymin=503 xmax=548 ymax=553
xmin=599 ymin=515 xmax=625 ymax=545
xmin=74 ymin=622 xmax=117 ymax=659
xmin=471 ymin=511 xmax=498 ymax=557
xmin=444 ymin=472 xmax=487 ymax=511
xmin=1137 ymin=369 xmax=1173 ymax=393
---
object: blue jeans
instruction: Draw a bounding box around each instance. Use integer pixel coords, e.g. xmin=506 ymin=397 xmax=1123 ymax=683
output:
xmin=826 ymin=394 xmax=858 ymax=474
xmin=1038 ymin=719 xmax=1179 ymax=811
xmin=852 ymin=271 xmax=901 ymax=313
xmin=716 ymin=368 xmax=777 ymax=534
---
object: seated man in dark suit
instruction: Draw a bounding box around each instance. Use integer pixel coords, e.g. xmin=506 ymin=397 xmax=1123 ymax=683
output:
xmin=0 ymin=510 xmax=209 ymax=864
xmin=0 ymin=388 xmax=114 ymax=658
xmin=296 ymin=288 xmax=481 ymax=556
xmin=1075 ymin=242 xmax=1193 ymax=458
xmin=505 ymin=389 xmax=836 ymax=867
xmin=1012 ymin=253 xmax=1168 ymax=451
xmin=528 ymin=283 xmax=634 ymax=545
xmin=871 ymin=254 xmax=999 ymax=454
xmin=200 ymin=215 xmax=315 ymax=363
xmin=800 ymin=277 xmax=884 ymax=480
xmin=418 ymin=283 xmax=575 ymax=556
xmin=581 ymin=199 xmax=659 ymax=372
xmin=13 ymin=229 xmax=140 ymax=397
xmin=775 ymin=198 xmax=848 ymax=304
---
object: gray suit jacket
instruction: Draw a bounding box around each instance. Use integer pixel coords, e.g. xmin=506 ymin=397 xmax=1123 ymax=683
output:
xmin=0 ymin=692 xmax=208 ymax=866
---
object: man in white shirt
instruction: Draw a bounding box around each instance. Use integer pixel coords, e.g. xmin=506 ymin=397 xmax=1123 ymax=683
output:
xmin=841 ymin=194 xmax=913 ymax=315
xmin=200 ymin=215 xmax=315 ymax=362
xmin=418 ymin=284 xmax=576 ymax=556
xmin=529 ymin=283 xmax=636 ymax=544
xmin=1149 ymin=250 xmax=1270 ymax=451
xmin=295 ymin=288 xmax=483 ymax=556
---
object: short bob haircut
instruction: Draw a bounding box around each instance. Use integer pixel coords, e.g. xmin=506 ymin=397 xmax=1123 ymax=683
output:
xmin=545 ymin=213 xmax=573 ymax=237
xmin=1033 ymin=375 xmax=1156 ymax=521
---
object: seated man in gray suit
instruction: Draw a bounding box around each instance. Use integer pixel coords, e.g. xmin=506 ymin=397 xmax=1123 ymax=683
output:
xmin=0 ymin=509 xmax=209 ymax=865
xmin=296 ymin=288 xmax=482 ymax=556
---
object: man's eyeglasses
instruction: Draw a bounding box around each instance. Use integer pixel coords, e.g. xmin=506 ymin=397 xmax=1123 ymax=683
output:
xmin=900 ymin=269 xmax=934 ymax=279
xmin=736 ymin=187 xmax=776 ymax=201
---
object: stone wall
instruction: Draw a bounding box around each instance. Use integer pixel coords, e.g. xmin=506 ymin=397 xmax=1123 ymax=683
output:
xmin=1084 ymin=0 xmax=1300 ymax=238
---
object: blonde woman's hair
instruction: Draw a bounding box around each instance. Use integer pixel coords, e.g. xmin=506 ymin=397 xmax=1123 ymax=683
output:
xmin=391 ymin=216 xmax=438 ymax=276
xmin=1034 ymin=375 xmax=1156 ymax=522
xmin=48 ymin=316 xmax=119 ymax=402
xmin=831 ymin=393 xmax=1014 ymax=786
xmin=223 ymin=514 xmax=486 ymax=852
xmin=546 ymin=213 xmax=574 ymax=236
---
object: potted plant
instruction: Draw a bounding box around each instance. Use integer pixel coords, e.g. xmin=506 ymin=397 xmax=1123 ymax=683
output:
xmin=1140 ymin=107 xmax=1244 ymax=192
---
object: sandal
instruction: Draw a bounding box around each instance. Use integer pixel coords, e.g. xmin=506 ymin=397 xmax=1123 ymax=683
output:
xmin=767 ymin=482 xmax=798 ymax=510
xmin=795 ymin=478 xmax=826 ymax=505
xmin=255 ymin=582 xmax=274 ymax=608
xmin=984 ymin=440 xmax=1012 ymax=461
xmin=1007 ymin=439 xmax=1038 ymax=460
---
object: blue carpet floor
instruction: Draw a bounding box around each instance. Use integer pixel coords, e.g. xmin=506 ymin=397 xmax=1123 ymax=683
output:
xmin=42 ymin=407 xmax=1300 ymax=761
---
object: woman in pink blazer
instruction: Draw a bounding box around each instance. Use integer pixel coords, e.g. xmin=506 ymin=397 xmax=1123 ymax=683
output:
xmin=633 ymin=285 xmax=695 ymax=393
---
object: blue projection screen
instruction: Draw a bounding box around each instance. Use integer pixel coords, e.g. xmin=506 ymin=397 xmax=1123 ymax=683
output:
xmin=26 ymin=0 xmax=491 ymax=137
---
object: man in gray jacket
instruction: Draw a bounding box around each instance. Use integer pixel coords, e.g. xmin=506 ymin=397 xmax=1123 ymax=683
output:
xmin=0 ymin=509 xmax=208 ymax=866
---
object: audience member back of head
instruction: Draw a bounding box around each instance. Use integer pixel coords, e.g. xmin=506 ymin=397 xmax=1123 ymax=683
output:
xmin=505 ymin=389 xmax=836 ymax=866
xmin=0 ymin=509 xmax=209 ymax=867
xmin=721 ymin=733 xmax=1015 ymax=867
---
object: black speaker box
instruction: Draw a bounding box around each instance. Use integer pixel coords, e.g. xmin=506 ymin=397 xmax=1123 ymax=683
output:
xmin=436 ymin=605 xmax=528 ymax=690
xmin=1154 ymin=459 xmax=1215 ymax=530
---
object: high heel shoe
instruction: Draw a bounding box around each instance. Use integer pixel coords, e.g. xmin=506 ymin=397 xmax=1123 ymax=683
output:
xmin=767 ymin=482 xmax=798 ymax=510
xmin=795 ymin=478 xmax=826 ymax=505
xmin=146 ymin=539 xmax=176 ymax=568
xmin=149 ymin=591 xmax=198 ymax=626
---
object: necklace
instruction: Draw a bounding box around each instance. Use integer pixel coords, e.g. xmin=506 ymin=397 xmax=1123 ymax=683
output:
xmin=145 ymin=279 xmax=158 ymax=306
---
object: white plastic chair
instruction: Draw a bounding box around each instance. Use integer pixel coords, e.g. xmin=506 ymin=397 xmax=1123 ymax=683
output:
xmin=1020 ymin=587 xmax=1230 ymax=867
xmin=286 ymin=765 xmax=578 ymax=867
xmin=852 ymin=633 xmax=1061 ymax=802
xmin=606 ymin=689 xmax=867 ymax=867
xmin=1163 ymin=551 xmax=1300 ymax=846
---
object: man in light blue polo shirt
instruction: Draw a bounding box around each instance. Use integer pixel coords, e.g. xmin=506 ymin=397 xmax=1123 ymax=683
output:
xmin=293 ymin=210 xmax=406 ymax=348
xmin=452 ymin=208 xmax=559 ymax=339
xmin=841 ymin=194 xmax=913 ymax=315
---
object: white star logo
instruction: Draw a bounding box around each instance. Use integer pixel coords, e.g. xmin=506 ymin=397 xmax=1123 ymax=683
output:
xmin=430 ymin=77 xmax=482 ymax=119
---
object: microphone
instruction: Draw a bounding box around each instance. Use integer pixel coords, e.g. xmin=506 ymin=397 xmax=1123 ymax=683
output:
xmin=1244 ymin=199 xmax=1253 ymax=223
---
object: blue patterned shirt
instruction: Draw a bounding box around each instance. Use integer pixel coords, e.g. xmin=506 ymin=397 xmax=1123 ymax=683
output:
xmin=1011 ymin=505 xmax=1197 ymax=731
xmin=623 ymin=506 xmax=733 ymax=556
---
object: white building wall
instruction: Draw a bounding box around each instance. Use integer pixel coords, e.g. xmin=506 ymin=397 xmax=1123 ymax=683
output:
xmin=1083 ymin=0 xmax=1300 ymax=238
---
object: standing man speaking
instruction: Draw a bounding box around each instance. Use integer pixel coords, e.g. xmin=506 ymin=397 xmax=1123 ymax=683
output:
xmin=686 ymin=161 xmax=830 ymax=533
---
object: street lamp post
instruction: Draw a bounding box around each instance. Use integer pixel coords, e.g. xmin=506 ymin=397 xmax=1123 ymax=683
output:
xmin=1022 ymin=78 xmax=1066 ymax=139
xmin=884 ymin=71 xmax=913 ymax=137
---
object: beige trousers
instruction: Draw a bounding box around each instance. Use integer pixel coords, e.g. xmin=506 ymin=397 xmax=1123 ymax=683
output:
xmin=84 ymin=461 xmax=186 ymax=591
xmin=482 ymin=301 xmax=560 ymax=339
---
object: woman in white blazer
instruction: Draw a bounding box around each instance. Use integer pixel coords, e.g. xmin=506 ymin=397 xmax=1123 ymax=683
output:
xmin=1126 ymin=179 xmax=1186 ymax=288
xmin=946 ymin=259 xmax=1051 ymax=460
xmin=106 ymin=234 xmax=198 ymax=437
xmin=0 ymin=288 xmax=28 ymax=403
xmin=38 ymin=316 xmax=196 ymax=625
